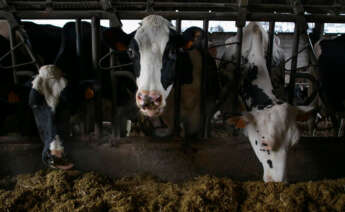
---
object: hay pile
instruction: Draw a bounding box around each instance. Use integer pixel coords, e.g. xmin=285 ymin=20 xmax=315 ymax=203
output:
xmin=1 ymin=169 xmax=345 ymax=211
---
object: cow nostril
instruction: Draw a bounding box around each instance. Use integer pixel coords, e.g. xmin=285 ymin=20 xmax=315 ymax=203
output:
xmin=154 ymin=95 xmax=162 ymax=105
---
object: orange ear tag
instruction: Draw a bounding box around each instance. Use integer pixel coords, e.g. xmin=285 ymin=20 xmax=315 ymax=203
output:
xmin=8 ymin=91 xmax=20 ymax=104
xmin=84 ymin=88 xmax=94 ymax=100
xmin=184 ymin=41 xmax=194 ymax=50
xmin=236 ymin=118 xmax=247 ymax=129
xmin=115 ymin=42 xmax=127 ymax=51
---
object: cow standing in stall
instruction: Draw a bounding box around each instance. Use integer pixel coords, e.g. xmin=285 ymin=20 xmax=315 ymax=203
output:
xmin=314 ymin=35 xmax=345 ymax=136
xmin=103 ymin=15 xmax=219 ymax=138
xmin=224 ymin=22 xmax=313 ymax=182
xmin=28 ymin=21 xmax=137 ymax=169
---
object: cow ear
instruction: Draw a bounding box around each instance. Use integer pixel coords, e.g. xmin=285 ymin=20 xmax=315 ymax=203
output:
xmin=103 ymin=28 xmax=133 ymax=51
xmin=293 ymin=106 xmax=315 ymax=122
xmin=227 ymin=113 xmax=253 ymax=129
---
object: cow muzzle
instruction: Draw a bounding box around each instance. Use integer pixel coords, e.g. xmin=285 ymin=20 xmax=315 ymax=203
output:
xmin=136 ymin=91 xmax=163 ymax=117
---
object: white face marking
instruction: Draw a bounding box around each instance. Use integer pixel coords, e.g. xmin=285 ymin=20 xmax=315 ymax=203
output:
xmin=244 ymin=103 xmax=300 ymax=182
xmin=49 ymin=135 xmax=64 ymax=152
xmin=32 ymin=65 xmax=67 ymax=111
xmin=134 ymin=15 xmax=175 ymax=115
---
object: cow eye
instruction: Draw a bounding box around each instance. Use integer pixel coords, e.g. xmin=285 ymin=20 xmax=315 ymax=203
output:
xmin=127 ymin=48 xmax=135 ymax=59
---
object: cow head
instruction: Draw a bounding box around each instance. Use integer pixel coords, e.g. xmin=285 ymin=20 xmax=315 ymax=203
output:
xmin=29 ymin=65 xmax=68 ymax=163
xmin=228 ymin=103 xmax=313 ymax=182
xmin=103 ymin=15 xmax=195 ymax=117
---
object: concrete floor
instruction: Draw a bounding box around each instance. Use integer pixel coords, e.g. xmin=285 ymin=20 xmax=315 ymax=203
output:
xmin=1 ymin=136 xmax=345 ymax=182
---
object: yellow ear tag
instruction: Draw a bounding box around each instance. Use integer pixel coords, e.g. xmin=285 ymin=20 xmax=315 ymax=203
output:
xmin=115 ymin=42 xmax=127 ymax=51
xmin=85 ymin=88 xmax=94 ymax=100
xmin=8 ymin=91 xmax=20 ymax=104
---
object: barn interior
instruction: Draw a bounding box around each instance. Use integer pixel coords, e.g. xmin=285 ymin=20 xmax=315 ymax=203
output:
xmin=1 ymin=0 xmax=345 ymax=210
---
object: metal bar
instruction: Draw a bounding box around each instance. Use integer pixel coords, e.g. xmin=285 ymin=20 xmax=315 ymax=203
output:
xmin=110 ymin=18 xmax=120 ymax=139
xmin=12 ymin=10 xmax=118 ymax=19
xmin=75 ymin=18 xmax=87 ymax=137
xmin=9 ymin=10 xmax=345 ymax=23
xmin=0 ymin=11 xmax=40 ymax=73
xmin=91 ymin=16 xmax=102 ymax=138
xmin=288 ymin=0 xmax=305 ymax=104
xmin=266 ymin=21 xmax=275 ymax=76
xmin=8 ymin=22 xmax=17 ymax=84
xmin=10 ymin=1 xmax=344 ymax=13
xmin=75 ymin=18 xmax=82 ymax=80
xmin=235 ymin=2 xmax=246 ymax=109
xmin=201 ymin=18 xmax=209 ymax=138
xmin=173 ymin=18 xmax=181 ymax=137
xmin=288 ymin=21 xmax=301 ymax=104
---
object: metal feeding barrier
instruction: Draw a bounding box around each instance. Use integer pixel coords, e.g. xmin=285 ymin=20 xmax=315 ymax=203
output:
xmin=0 ymin=0 xmax=343 ymax=139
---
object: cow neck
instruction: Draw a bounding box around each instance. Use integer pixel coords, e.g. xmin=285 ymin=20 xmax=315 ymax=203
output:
xmin=240 ymin=60 xmax=279 ymax=111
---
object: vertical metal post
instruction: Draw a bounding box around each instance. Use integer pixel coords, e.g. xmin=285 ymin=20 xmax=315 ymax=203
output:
xmin=75 ymin=18 xmax=89 ymax=136
xmin=201 ymin=18 xmax=209 ymax=138
xmin=91 ymin=16 xmax=103 ymax=138
xmin=235 ymin=1 xmax=247 ymax=109
xmin=235 ymin=26 xmax=243 ymax=82
xmin=75 ymin=19 xmax=82 ymax=68
xmin=8 ymin=23 xmax=17 ymax=84
xmin=110 ymin=19 xmax=121 ymax=138
xmin=266 ymin=21 xmax=275 ymax=76
xmin=307 ymin=22 xmax=323 ymax=65
xmin=288 ymin=21 xmax=301 ymax=104
xmin=174 ymin=18 xmax=182 ymax=136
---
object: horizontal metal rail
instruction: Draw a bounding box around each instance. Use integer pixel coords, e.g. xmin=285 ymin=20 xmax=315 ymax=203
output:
xmin=4 ymin=1 xmax=345 ymax=14
xmin=0 ymin=9 xmax=338 ymax=23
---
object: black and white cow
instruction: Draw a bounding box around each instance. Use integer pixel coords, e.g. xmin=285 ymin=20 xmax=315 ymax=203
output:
xmin=314 ymin=35 xmax=345 ymax=135
xmin=224 ymin=22 xmax=313 ymax=182
xmin=26 ymin=21 xmax=137 ymax=169
xmin=103 ymin=15 xmax=219 ymax=137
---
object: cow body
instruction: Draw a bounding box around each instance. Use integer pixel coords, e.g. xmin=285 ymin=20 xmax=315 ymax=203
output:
xmin=314 ymin=35 xmax=345 ymax=135
xmin=21 ymin=21 xmax=137 ymax=167
xmin=224 ymin=22 xmax=312 ymax=182
xmin=104 ymin=15 xmax=218 ymax=137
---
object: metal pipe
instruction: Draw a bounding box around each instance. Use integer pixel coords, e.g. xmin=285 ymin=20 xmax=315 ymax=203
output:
xmin=109 ymin=19 xmax=120 ymax=139
xmin=9 ymin=1 xmax=345 ymax=13
xmin=75 ymin=18 xmax=82 ymax=82
xmin=201 ymin=18 xmax=209 ymax=138
xmin=173 ymin=18 xmax=181 ymax=137
xmin=9 ymin=10 xmax=345 ymax=23
xmin=12 ymin=10 xmax=118 ymax=20
xmin=266 ymin=21 xmax=275 ymax=76
xmin=288 ymin=21 xmax=301 ymax=104
xmin=234 ymin=22 xmax=244 ymax=111
xmin=91 ymin=16 xmax=102 ymax=138
xmin=8 ymin=22 xmax=17 ymax=84
xmin=75 ymin=18 xmax=87 ymax=136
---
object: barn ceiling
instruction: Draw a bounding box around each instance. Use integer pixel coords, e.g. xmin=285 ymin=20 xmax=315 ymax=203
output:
xmin=1 ymin=1 xmax=345 ymax=22
xmin=1 ymin=0 xmax=344 ymax=13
